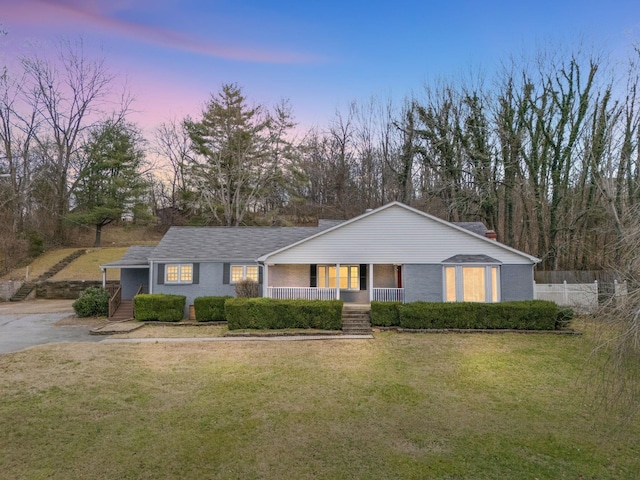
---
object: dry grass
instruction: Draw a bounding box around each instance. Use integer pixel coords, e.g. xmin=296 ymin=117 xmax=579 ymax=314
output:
xmin=69 ymin=224 xmax=164 ymax=247
xmin=50 ymin=247 xmax=129 ymax=281
xmin=1 ymin=248 xmax=79 ymax=281
xmin=111 ymin=324 xmax=228 ymax=338
xmin=2 ymin=224 xmax=161 ymax=282
xmin=0 ymin=331 xmax=639 ymax=479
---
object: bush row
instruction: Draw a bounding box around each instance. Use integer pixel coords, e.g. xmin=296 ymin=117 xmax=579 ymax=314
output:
xmin=371 ymin=300 xmax=563 ymax=330
xmin=134 ymin=294 xmax=185 ymax=322
xmin=193 ymin=296 xmax=232 ymax=321
xmin=225 ymin=298 xmax=343 ymax=330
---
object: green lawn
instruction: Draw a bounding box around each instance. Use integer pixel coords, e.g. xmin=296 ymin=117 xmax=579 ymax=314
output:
xmin=0 ymin=331 xmax=638 ymax=479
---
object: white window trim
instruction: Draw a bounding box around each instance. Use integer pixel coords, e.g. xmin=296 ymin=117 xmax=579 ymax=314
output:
xmin=442 ymin=264 xmax=500 ymax=303
xmin=318 ymin=265 xmax=360 ymax=290
xmin=165 ymin=263 xmax=193 ymax=284
xmin=231 ymin=265 xmax=259 ymax=283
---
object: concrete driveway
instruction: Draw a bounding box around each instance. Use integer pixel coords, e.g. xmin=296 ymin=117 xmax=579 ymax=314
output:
xmin=0 ymin=300 xmax=103 ymax=354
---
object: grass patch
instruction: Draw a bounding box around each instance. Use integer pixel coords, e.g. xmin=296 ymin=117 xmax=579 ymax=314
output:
xmin=51 ymin=248 xmax=128 ymax=281
xmin=2 ymin=247 xmax=134 ymax=282
xmin=1 ymin=248 xmax=79 ymax=281
xmin=0 ymin=332 xmax=638 ymax=479
xmin=111 ymin=324 xmax=228 ymax=338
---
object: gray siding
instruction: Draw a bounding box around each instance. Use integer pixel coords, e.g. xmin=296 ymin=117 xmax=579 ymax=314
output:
xmin=500 ymin=264 xmax=535 ymax=301
xmin=404 ymin=264 xmax=443 ymax=302
xmin=153 ymin=262 xmax=247 ymax=318
xmin=120 ymin=268 xmax=149 ymax=300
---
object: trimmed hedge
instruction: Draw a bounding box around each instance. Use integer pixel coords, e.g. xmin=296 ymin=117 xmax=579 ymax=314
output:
xmin=370 ymin=301 xmax=401 ymax=326
xmin=396 ymin=300 xmax=559 ymax=330
xmin=193 ymin=296 xmax=231 ymax=322
xmin=225 ymin=298 xmax=343 ymax=330
xmin=134 ymin=294 xmax=186 ymax=322
xmin=72 ymin=287 xmax=110 ymax=317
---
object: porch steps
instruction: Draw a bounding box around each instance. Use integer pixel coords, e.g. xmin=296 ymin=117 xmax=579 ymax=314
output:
xmin=9 ymin=249 xmax=87 ymax=302
xmin=341 ymin=305 xmax=372 ymax=335
xmin=110 ymin=300 xmax=134 ymax=321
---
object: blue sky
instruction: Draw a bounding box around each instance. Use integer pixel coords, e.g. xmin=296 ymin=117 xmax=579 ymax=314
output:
xmin=1 ymin=0 xmax=638 ymax=133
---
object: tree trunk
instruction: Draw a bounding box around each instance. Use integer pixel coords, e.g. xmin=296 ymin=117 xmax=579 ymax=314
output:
xmin=94 ymin=224 xmax=102 ymax=248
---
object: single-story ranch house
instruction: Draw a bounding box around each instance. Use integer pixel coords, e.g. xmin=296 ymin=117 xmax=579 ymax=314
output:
xmin=101 ymin=202 xmax=540 ymax=318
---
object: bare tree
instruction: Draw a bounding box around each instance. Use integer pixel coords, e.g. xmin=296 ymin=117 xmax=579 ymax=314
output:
xmin=20 ymin=38 xmax=115 ymax=243
xmin=154 ymin=118 xmax=194 ymax=216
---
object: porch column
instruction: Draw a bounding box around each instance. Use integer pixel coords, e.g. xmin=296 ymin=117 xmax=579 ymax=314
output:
xmin=101 ymin=268 xmax=106 ymax=288
xmin=369 ymin=263 xmax=374 ymax=302
xmin=335 ymin=263 xmax=340 ymax=300
xmin=149 ymin=260 xmax=154 ymax=294
xmin=263 ymin=264 xmax=269 ymax=298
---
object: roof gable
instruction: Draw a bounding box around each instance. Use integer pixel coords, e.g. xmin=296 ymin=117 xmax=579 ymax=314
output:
xmin=259 ymin=202 xmax=538 ymax=265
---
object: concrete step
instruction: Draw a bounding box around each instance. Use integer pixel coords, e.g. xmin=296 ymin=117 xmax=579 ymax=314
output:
xmin=341 ymin=305 xmax=372 ymax=334
xmin=9 ymin=283 xmax=36 ymax=302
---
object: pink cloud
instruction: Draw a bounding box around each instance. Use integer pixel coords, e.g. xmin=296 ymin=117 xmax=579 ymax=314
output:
xmin=2 ymin=0 xmax=322 ymax=64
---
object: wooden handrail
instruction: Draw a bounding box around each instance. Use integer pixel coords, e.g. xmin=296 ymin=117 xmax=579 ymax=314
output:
xmin=108 ymin=286 xmax=122 ymax=319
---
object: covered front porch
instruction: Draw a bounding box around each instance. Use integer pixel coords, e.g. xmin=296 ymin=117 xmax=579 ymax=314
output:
xmin=263 ymin=263 xmax=405 ymax=303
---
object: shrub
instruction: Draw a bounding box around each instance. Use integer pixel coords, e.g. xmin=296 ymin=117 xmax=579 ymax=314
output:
xmin=556 ymin=308 xmax=575 ymax=329
xmin=370 ymin=301 xmax=401 ymax=326
xmin=194 ymin=296 xmax=231 ymax=322
xmin=397 ymin=300 xmax=559 ymax=330
xmin=235 ymin=279 xmax=260 ymax=298
xmin=226 ymin=298 xmax=343 ymax=330
xmin=134 ymin=294 xmax=185 ymax=322
xmin=72 ymin=287 xmax=110 ymax=317
xmin=28 ymin=231 xmax=45 ymax=257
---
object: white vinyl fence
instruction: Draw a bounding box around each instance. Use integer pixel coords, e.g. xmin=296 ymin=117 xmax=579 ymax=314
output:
xmin=534 ymin=280 xmax=627 ymax=313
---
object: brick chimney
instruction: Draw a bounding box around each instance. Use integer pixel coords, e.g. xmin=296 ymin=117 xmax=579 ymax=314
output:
xmin=485 ymin=230 xmax=497 ymax=241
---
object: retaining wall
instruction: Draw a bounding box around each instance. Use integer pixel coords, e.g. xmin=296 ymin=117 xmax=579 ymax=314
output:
xmin=35 ymin=281 xmax=119 ymax=299
xmin=0 ymin=281 xmax=23 ymax=301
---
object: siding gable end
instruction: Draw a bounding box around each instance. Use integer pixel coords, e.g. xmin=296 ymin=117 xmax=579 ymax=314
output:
xmin=261 ymin=204 xmax=536 ymax=265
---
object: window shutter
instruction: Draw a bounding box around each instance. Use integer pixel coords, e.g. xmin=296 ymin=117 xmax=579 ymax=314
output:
xmin=157 ymin=264 xmax=165 ymax=285
xmin=310 ymin=264 xmax=317 ymax=288
xmin=192 ymin=263 xmax=199 ymax=284
xmin=222 ymin=263 xmax=230 ymax=284
xmin=258 ymin=266 xmax=263 ymax=284
xmin=359 ymin=264 xmax=367 ymax=291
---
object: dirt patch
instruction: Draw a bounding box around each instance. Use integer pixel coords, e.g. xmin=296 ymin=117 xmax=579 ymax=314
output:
xmin=54 ymin=316 xmax=107 ymax=328
xmin=0 ymin=299 xmax=75 ymax=315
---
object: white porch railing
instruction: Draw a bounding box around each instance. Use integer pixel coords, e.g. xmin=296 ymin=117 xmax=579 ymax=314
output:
xmin=267 ymin=287 xmax=337 ymax=300
xmin=372 ymin=288 xmax=405 ymax=303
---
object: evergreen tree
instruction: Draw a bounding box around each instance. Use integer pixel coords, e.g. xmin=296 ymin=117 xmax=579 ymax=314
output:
xmin=68 ymin=120 xmax=147 ymax=246
xmin=184 ymin=83 xmax=295 ymax=226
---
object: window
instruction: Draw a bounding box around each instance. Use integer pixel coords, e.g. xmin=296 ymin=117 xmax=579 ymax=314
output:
xmin=165 ymin=264 xmax=193 ymax=284
xmin=317 ymin=265 xmax=359 ymax=290
xmin=444 ymin=265 xmax=499 ymax=302
xmin=231 ymin=265 xmax=259 ymax=283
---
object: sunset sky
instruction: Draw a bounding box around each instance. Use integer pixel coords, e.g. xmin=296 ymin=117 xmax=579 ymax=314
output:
xmin=1 ymin=0 xmax=638 ymax=133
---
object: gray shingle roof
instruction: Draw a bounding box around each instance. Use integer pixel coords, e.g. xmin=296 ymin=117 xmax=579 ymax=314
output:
xmin=441 ymin=254 xmax=501 ymax=264
xmin=149 ymin=224 xmax=338 ymax=262
xmin=101 ymin=246 xmax=156 ymax=268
